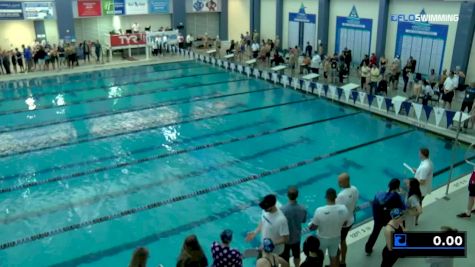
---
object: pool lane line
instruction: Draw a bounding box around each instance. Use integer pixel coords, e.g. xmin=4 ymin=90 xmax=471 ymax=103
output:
xmin=0 ymin=129 xmax=414 ymax=250
xmin=0 ymin=112 xmax=360 ymax=193
xmin=1 ymin=137 xmax=310 ymax=225
xmin=1 ymin=61 xmax=196 ymax=90
xmin=0 ymin=78 xmax=253 ymax=134
xmin=0 ymin=71 xmax=240 ymax=115
xmin=0 ymin=116 xmax=273 ymax=182
xmin=48 ymin=157 xmax=475 ymax=267
xmin=0 ymin=65 xmax=209 ymax=102
xmin=0 ymin=97 xmax=315 ymax=159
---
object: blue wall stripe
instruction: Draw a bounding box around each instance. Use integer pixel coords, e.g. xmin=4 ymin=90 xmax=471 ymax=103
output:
xmin=450 ymin=2 xmax=475 ymax=74
xmin=375 ymin=0 xmax=389 ymax=57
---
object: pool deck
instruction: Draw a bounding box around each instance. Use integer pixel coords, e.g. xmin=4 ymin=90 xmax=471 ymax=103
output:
xmin=1 ymin=51 xmax=474 ymax=267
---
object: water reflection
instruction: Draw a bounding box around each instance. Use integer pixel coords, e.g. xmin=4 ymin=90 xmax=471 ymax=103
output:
xmin=108 ymin=86 xmax=122 ymax=105
xmin=53 ymin=94 xmax=66 ymax=115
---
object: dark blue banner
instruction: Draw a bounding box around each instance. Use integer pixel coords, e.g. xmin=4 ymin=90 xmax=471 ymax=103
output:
xmin=0 ymin=2 xmax=23 ymax=20
xmin=149 ymin=0 xmax=169 ymax=13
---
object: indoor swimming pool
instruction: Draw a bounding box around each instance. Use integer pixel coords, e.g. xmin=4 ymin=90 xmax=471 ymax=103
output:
xmin=0 ymin=61 xmax=471 ymax=266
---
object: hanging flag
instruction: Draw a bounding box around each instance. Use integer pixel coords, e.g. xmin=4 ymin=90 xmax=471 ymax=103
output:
xmin=423 ymin=105 xmax=433 ymax=121
xmin=272 ymin=72 xmax=279 ymax=83
xmin=223 ymin=61 xmax=229 ymax=69
xmin=401 ymin=101 xmax=412 ymax=116
xmin=230 ymin=63 xmax=236 ymax=71
xmin=392 ymin=99 xmax=403 ymax=115
xmin=217 ymin=59 xmax=222 ymax=66
xmin=367 ymin=94 xmax=375 ymax=107
xmin=433 ymin=107 xmax=445 ymax=127
xmin=237 ymin=65 xmax=243 ymax=73
xmin=245 ymin=66 xmax=251 ymax=77
xmin=212 ymin=58 xmax=216 ymax=65
xmin=412 ymin=103 xmax=423 ymax=121
xmin=329 ymin=85 xmax=337 ymax=99
xmin=446 ymin=110 xmax=456 ymax=128
xmin=316 ymin=84 xmax=323 ymax=96
xmin=310 ymin=82 xmax=316 ymax=94
xmin=292 ymin=77 xmax=300 ymax=89
xmin=376 ymin=95 xmax=384 ymax=110
xmin=304 ymin=81 xmax=311 ymax=92
xmin=384 ymin=98 xmax=392 ymax=112
xmin=337 ymin=88 xmax=343 ymax=99
xmin=262 ymin=71 xmax=269 ymax=80
xmin=352 ymin=91 xmax=359 ymax=104
xmin=253 ymin=69 xmax=260 ymax=78
xmin=358 ymin=91 xmax=366 ymax=105
xmin=323 ymin=85 xmax=329 ymax=96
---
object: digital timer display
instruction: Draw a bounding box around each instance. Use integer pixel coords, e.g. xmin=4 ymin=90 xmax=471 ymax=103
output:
xmin=392 ymin=232 xmax=466 ymax=257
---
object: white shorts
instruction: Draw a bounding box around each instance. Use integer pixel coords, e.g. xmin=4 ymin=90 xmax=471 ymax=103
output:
xmin=319 ymin=237 xmax=340 ymax=257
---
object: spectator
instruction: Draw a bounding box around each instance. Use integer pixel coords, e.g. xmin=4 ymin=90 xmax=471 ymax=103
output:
xmin=360 ymin=61 xmax=370 ymax=92
xmin=310 ymin=52 xmax=321 ymax=74
xmin=301 ymin=54 xmax=311 ymax=74
xmin=256 ymin=238 xmax=289 ymax=267
xmin=281 ymin=186 xmax=307 ymax=267
xmin=443 ymin=71 xmax=456 ymax=105
xmin=336 ymin=173 xmax=359 ymax=267
xmin=369 ymin=53 xmax=377 ymax=66
xmin=246 ymin=194 xmax=289 ymax=256
xmin=381 ymin=208 xmax=405 ymax=267
xmin=429 ymin=69 xmax=437 ymax=88
xmin=411 ymin=148 xmax=433 ymax=225
xmin=413 ymin=80 xmax=423 ymax=101
xmin=360 ymin=54 xmax=370 ymax=68
xmin=402 ymin=60 xmax=413 ymax=93
xmin=251 ymin=41 xmax=260 ymax=59
xmin=301 ymin=236 xmax=324 ymax=267
xmin=253 ymin=29 xmax=259 ymax=43
xmin=404 ymin=178 xmax=423 ymax=230
xmin=226 ymin=40 xmax=235 ymax=55
xmin=323 ymin=56 xmax=331 ymax=82
xmin=453 ymin=66 xmax=466 ymax=90
xmin=409 ymin=56 xmax=417 ymax=73
xmin=308 ymin=188 xmax=348 ymax=267
xmin=461 ymin=82 xmax=475 ymax=129
xmin=426 ymin=226 xmax=458 ymax=266
xmin=305 ymin=42 xmax=313 ymax=57
xmin=389 ymin=57 xmax=401 ymax=91
xmin=83 ymin=40 xmax=90 ymax=63
xmin=177 ymin=235 xmax=208 ymax=267
xmin=421 ymin=79 xmax=435 ymax=106
xmin=270 ymin=52 xmax=284 ymax=67
xmin=11 ymin=50 xmax=17 ymax=74
xmin=457 ymin=167 xmax=475 ymax=218
xmin=369 ymin=64 xmax=380 ymax=95
xmin=211 ymin=230 xmax=242 ymax=267
xmin=377 ymin=76 xmax=388 ymax=96
xmin=129 ymin=247 xmax=149 ymax=267
xmin=338 ymin=55 xmax=348 ymax=84
xmin=2 ymin=52 xmax=11 ymax=74
xmin=15 ymin=48 xmax=24 ymax=73
xmin=365 ymin=179 xmax=405 ymax=255
xmin=186 ymin=34 xmax=194 ymax=49
xmin=438 ymin=69 xmax=448 ymax=91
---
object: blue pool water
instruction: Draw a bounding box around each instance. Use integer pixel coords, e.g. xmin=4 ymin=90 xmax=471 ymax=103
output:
xmin=0 ymin=61 xmax=471 ymax=266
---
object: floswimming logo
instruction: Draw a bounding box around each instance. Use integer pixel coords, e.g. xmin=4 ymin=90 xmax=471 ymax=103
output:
xmin=391 ymin=9 xmax=459 ymax=22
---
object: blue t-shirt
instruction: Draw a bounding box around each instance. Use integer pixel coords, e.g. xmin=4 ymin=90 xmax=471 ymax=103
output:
xmin=463 ymin=87 xmax=475 ymax=103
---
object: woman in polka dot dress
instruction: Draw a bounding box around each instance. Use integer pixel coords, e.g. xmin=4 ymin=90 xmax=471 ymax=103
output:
xmin=211 ymin=230 xmax=242 ymax=267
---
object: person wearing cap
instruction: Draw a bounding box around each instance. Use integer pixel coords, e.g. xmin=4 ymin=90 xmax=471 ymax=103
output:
xmin=381 ymin=208 xmax=405 ymax=267
xmin=365 ymin=179 xmax=405 ymax=255
xmin=281 ymin=186 xmax=307 ymax=267
xmin=308 ymin=188 xmax=349 ymax=267
xmin=246 ymin=194 xmax=289 ymax=256
xmin=256 ymin=238 xmax=289 ymax=267
xmin=211 ymin=230 xmax=242 ymax=267
xmin=336 ymin=173 xmax=359 ymax=267
xmin=301 ymin=235 xmax=324 ymax=267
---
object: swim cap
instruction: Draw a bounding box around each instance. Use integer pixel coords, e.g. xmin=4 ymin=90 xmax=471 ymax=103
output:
xmin=262 ymin=238 xmax=275 ymax=253
xmin=390 ymin=208 xmax=403 ymax=219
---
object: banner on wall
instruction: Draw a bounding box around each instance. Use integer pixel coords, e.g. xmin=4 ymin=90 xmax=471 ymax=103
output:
xmin=78 ymin=0 xmax=102 ymax=17
xmin=125 ymin=0 xmax=148 ymax=15
xmin=335 ymin=6 xmax=373 ymax=65
xmin=102 ymin=0 xmax=125 ymax=15
xmin=110 ymin=33 xmax=147 ymax=46
xmin=146 ymin=30 xmax=179 ymax=45
xmin=0 ymin=1 xmax=23 ymax=20
xmin=149 ymin=0 xmax=169 ymax=13
xmin=288 ymin=3 xmax=317 ymax=49
xmin=23 ymin=2 xmax=55 ymax=20
xmin=192 ymin=0 xmax=218 ymax=12
xmin=394 ymin=9 xmax=448 ymax=76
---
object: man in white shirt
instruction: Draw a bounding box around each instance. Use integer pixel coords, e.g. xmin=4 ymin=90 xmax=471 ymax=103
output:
xmin=310 ymin=53 xmax=321 ymax=75
xmin=413 ymin=147 xmax=433 ymax=225
xmin=246 ymin=194 xmax=289 ymax=255
xmin=442 ymin=71 xmax=456 ymax=109
xmin=336 ymin=173 xmax=359 ymax=267
xmin=132 ymin=22 xmax=139 ymax=33
xmin=309 ymin=188 xmax=349 ymax=267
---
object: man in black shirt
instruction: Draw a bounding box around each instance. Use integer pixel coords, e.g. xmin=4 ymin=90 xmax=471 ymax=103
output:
xmin=305 ymin=42 xmax=313 ymax=57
